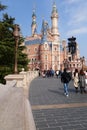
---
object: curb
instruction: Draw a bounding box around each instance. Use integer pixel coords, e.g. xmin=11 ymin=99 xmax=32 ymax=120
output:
xmin=24 ymin=98 xmax=36 ymax=130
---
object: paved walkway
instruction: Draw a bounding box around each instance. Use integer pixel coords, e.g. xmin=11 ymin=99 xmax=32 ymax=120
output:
xmin=29 ymin=77 xmax=87 ymax=130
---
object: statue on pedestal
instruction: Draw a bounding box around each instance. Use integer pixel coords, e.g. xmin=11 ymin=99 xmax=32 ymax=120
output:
xmin=68 ymin=36 xmax=76 ymax=54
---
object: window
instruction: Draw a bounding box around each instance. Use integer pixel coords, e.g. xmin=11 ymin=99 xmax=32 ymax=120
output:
xmin=69 ymin=57 xmax=71 ymax=61
xmin=34 ymin=47 xmax=38 ymax=52
xmin=73 ymin=64 xmax=75 ymax=67
xmin=44 ymin=43 xmax=48 ymax=50
xmin=45 ymin=55 xmax=47 ymax=60
xmin=54 ymin=47 xmax=56 ymax=51
xmin=34 ymin=58 xmax=37 ymax=62
xmin=45 ymin=64 xmax=47 ymax=70
xmin=55 ymin=56 xmax=57 ymax=61
xmin=45 ymin=44 xmax=47 ymax=48
xmin=27 ymin=48 xmax=30 ymax=52
xmin=31 ymin=58 xmax=33 ymax=62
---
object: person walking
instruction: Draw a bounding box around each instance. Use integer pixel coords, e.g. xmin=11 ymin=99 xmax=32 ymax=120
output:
xmin=56 ymin=70 xmax=59 ymax=78
xmin=61 ymin=68 xmax=71 ymax=97
xmin=73 ymin=69 xmax=79 ymax=93
xmin=85 ymin=70 xmax=87 ymax=85
xmin=79 ymin=69 xmax=86 ymax=94
xmin=84 ymin=70 xmax=87 ymax=92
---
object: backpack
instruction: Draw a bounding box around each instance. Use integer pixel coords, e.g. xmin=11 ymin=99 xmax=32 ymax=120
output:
xmin=65 ymin=73 xmax=71 ymax=82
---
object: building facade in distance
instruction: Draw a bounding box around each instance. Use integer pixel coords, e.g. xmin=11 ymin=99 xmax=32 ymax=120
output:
xmin=24 ymin=2 xmax=85 ymax=72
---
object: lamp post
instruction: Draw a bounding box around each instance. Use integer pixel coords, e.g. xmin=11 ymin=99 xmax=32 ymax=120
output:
xmin=80 ymin=56 xmax=85 ymax=70
xmin=63 ymin=59 xmax=69 ymax=69
xmin=32 ymin=59 xmax=34 ymax=70
xmin=13 ymin=24 xmax=20 ymax=74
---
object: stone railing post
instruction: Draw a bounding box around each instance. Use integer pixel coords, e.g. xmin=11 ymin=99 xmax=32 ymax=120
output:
xmin=4 ymin=74 xmax=24 ymax=87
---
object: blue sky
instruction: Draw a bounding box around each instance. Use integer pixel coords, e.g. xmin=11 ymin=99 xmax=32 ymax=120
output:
xmin=1 ymin=0 xmax=87 ymax=60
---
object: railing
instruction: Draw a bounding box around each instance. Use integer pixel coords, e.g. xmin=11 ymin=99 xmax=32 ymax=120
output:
xmin=1 ymin=70 xmax=39 ymax=130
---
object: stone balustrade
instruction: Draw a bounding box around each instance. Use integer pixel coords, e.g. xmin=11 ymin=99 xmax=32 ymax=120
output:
xmin=0 ymin=70 xmax=39 ymax=130
xmin=4 ymin=70 xmax=39 ymax=98
xmin=4 ymin=70 xmax=38 ymax=88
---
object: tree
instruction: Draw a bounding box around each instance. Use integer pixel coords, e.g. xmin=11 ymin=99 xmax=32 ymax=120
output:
xmin=0 ymin=2 xmax=7 ymax=11
xmin=0 ymin=13 xmax=29 ymax=83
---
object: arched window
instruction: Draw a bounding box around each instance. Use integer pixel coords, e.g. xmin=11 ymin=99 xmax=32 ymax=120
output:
xmin=45 ymin=64 xmax=47 ymax=70
xmin=54 ymin=47 xmax=57 ymax=51
xmin=55 ymin=56 xmax=57 ymax=61
xmin=34 ymin=47 xmax=38 ymax=52
xmin=45 ymin=55 xmax=47 ymax=60
xmin=44 ymin=43 xmax=48 ymax=50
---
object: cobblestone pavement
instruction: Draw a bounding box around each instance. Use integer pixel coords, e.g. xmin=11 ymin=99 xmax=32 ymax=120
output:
xmin=29 ymin=77 xmax=87 ymax=130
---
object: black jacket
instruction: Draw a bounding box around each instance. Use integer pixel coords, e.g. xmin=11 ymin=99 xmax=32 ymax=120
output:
xmin=61 ymin=72 xmax=71 ymax=83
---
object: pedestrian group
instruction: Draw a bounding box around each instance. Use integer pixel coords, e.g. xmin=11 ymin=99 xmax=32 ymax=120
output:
xmin=39 ymin=67 xmax=87 ymax=97
xmin=61 ymin=68 xmax=87 ymax=97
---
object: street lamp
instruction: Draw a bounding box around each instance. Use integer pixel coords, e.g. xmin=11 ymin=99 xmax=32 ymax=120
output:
xmin=13 ymin=24 xmax=20 ymax=74
xmin=63 ymin=59 xmax=69 ymax=69
xmin=80 ymin=56 xmax=85 ymax=70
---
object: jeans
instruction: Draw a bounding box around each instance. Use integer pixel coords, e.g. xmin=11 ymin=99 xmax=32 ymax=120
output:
xmin=64 ymin=83 xmax=69 ymax=95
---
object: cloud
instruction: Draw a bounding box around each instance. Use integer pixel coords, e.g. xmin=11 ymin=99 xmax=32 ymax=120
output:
xmin=66 ymin=27 xmax=87 ymax=36
xmin=65 ymin=0 xmax=84 ymax=4
xmin=67 ymin=5 xmax=87 ymax=26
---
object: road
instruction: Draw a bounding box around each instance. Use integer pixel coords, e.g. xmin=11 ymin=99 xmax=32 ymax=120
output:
xmin=29 ymin=77 xmax=87 ymax=130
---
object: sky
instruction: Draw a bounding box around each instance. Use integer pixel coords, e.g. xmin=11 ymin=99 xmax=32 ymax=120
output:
xmin=1 ymin=0 xmax=87 ymax=60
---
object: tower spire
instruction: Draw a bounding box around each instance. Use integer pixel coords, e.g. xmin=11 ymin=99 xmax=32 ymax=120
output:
xmin=41 ymin=19 xmax=48 ymax=44
xmin=31 ymin=7 xmax=37 ymax=36
xmin=51 ymin=2 xmax=60 ymax=40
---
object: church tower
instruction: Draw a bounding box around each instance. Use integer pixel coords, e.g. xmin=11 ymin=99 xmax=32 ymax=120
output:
xmin=40 ymin=19 xmax=51 ymax=71
xmin=31 ymin=9 xmax=37 ymax=36
xmin=51 ymin=2 xmax=61 ymax=70
xmin=51 ymin=2 xmax=60 ymax=40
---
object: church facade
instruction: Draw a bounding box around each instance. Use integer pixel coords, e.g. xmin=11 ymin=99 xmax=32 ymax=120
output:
xmin=24 ymin=3 xmax=84 ymax=72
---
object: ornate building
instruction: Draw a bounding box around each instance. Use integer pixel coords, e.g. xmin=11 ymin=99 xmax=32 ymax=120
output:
xmin=24 ymin=2 xmax=85 ymax=72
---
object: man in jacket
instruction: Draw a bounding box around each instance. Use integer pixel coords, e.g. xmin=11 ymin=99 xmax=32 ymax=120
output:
xmin=61 ymin=68 xmax=71 ymax=97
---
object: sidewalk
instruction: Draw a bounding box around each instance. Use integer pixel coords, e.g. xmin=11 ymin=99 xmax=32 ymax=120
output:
xmin=29 ymin=77 xmax=87 ymax=130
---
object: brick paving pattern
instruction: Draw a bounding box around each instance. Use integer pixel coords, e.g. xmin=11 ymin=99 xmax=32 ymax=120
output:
xmin=29 ymin=77 xmax=87 ymax=130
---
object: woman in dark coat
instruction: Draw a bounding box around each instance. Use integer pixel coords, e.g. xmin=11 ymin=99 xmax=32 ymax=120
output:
xmin=79 ymin=69 xmax=86 ymax=94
